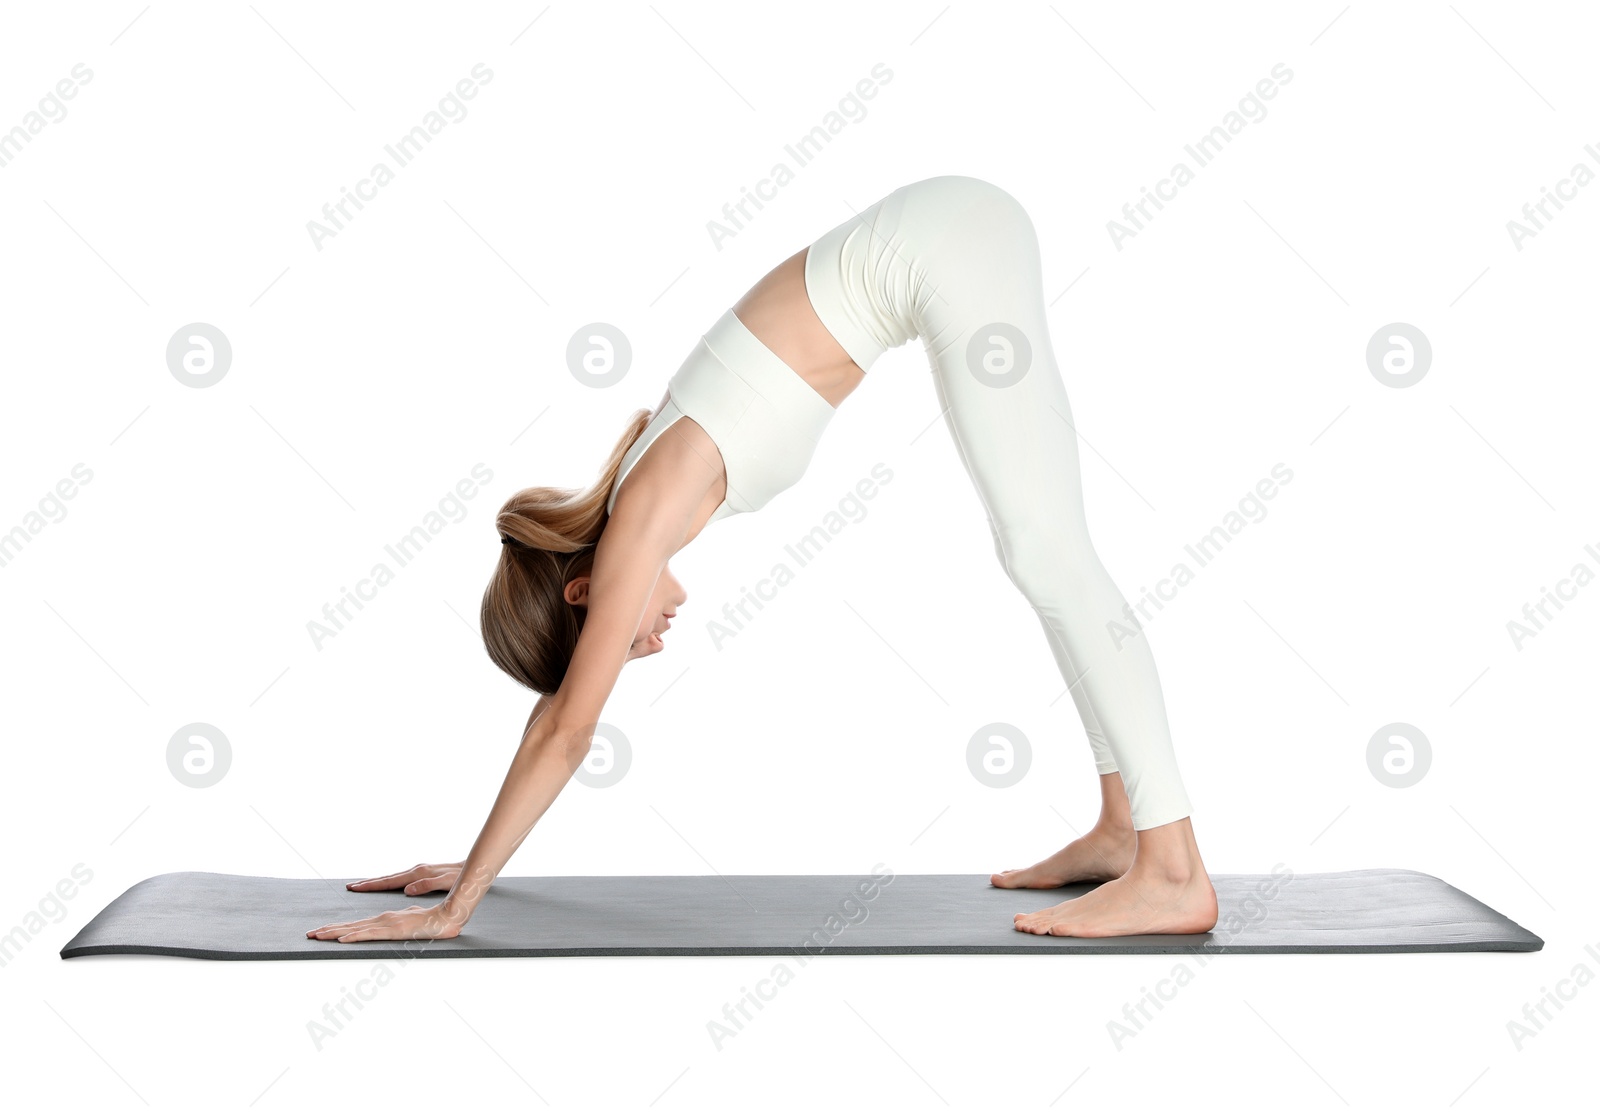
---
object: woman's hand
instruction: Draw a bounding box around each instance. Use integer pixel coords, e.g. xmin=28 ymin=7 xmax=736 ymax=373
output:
xmin=345 ymin=861 xmax=464 ymax=896
xmin=306 ymin=901 xmax=466 ymax=944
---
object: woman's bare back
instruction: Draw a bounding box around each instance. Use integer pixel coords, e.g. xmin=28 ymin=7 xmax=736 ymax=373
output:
xmin=732 ymin=247 xmax=867 ymax=408
xmin=625 ymin=246 xmax=870 ymax=545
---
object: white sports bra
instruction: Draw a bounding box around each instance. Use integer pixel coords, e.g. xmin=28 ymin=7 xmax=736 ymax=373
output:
xmin=607 ymin=307 xmax=838 ymax=525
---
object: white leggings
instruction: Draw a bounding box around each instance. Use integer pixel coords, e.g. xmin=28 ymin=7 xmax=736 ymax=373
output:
xmin=804 ymin=175 xmax=1194 ymax=830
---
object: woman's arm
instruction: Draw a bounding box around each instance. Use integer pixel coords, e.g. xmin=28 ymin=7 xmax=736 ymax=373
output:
xmin=340 ymin=693 xmax=557 ymax=897
xmin=436 ymin=495 xmax=698 ymax=925
xmin=307 ymin=483 xmax=700 ymax=943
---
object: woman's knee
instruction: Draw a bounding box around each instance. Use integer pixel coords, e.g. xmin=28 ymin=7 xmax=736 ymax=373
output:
xmin=992 ymin=524 xmax=1096 ymax=604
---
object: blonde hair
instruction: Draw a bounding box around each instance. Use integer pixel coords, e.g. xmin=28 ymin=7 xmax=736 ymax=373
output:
xmin=480 ymin=408 xmax=651 ymax=694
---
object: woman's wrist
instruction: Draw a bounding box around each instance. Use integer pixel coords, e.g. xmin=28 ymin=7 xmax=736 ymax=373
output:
xmin=440 ymin=858 xmax=497 ymax=925
xmin=437 ymin=893 xmax=475 ymax=927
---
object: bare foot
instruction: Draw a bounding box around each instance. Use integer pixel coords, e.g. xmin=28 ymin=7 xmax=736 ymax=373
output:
xmin=990 ymin=824 xmax=1135 ymax=888
xmin=1013 ymin=817 xmax=1218 ymax=937
xmin=1013 ymin=867 xmax=1217 ymax=937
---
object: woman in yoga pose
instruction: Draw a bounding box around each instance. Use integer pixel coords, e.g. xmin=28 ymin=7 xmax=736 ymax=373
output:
xmin=308 ymin=175 xmax=1217 ymax=944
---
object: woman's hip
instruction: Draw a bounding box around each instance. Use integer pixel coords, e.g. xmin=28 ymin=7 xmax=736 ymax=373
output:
xmin=803 ymin=175 xmax=1043 ymax=369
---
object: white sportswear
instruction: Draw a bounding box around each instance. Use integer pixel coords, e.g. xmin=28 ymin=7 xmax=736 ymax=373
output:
xmin=608 ymin=175 xmax=1195 ymax=829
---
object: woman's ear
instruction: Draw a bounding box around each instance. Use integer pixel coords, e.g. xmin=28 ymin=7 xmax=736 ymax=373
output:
xmin=563 ymin=576 xmax=590 ymax=608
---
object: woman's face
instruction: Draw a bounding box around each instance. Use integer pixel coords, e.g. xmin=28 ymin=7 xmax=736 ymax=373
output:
xmin=630 ymin=563 xmax=685 ymax=659
xmin=564 ymin=562 xmax=685 ymax=662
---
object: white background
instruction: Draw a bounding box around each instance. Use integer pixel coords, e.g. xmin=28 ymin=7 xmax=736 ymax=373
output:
xmin=2 ymin=1 xmax=1594 ymax=1108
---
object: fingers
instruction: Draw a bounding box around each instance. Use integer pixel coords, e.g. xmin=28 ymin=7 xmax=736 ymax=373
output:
xmin=346 ymin=870 xmax=414 ymax=892
xmin=309 ymin=924 xmax=388 ymax=942
xmin=306 ymin=908 xmax=417 ymax=939
xmin=307 ymin=923 xmax=362 ymax=939
xmin=308 ymin=922 xmax=394 ymax=942
xmin=307 ymin=921 xmax=433 ymax=943
xmin=347 ymin=863 xmax=454 ymax=892
xmin=307 ymin=916 xmax=379 ymax=938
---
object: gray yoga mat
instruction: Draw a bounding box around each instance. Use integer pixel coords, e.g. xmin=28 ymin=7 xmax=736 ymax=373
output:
xmin=60 ymin=867 xmax=1542 ymax=961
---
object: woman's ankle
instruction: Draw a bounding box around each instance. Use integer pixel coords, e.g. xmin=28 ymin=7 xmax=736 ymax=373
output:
xmin=1129 ymin=819 xmax=1205 ymax=884
xmin=1089 ymin=815 xmax=1136 ymax=845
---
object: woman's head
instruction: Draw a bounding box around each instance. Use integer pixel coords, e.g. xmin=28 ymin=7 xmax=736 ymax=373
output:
xmin=480 ymin=408 xmax=684 ymax=694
